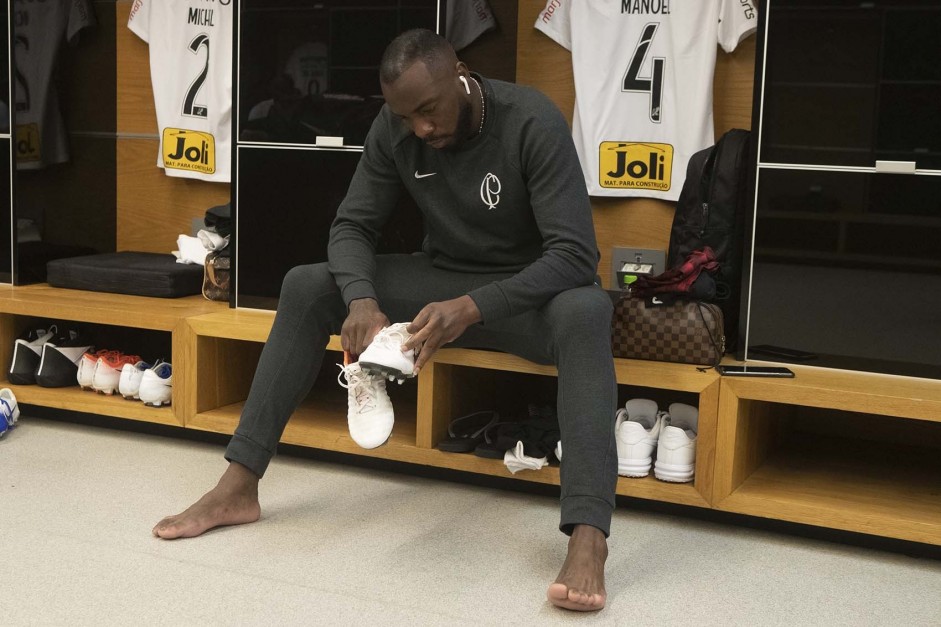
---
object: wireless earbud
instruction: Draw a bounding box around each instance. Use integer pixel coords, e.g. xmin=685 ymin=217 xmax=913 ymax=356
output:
xmin=459 ymin=75 xmax=471 ymax=95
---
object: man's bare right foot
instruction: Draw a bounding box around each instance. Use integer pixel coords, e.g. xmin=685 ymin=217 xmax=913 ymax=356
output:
xmin=547 ymin=524 xmax=608 ymax=611
xmin=152 ymin=462 xmax=261 ymax=539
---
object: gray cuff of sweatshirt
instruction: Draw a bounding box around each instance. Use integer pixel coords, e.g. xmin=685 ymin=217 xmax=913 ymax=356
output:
xmin=468 ymin=283 xmax=511 ymax=323
xmin=341 ymin=279 xmax=377 ymax=308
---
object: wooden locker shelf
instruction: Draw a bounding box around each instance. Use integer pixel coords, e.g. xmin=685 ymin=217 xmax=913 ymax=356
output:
xmin=713 ymin=366 xmax=941 ymax=544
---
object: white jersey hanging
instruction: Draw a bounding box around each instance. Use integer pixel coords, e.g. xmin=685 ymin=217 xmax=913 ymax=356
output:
xmin=13 ymin=0 xmax=96 ymax=170
xmin=128 ymin=0 xmax=232 ymax=183
xmin=535 ymin=0 xmax=757 ymax=200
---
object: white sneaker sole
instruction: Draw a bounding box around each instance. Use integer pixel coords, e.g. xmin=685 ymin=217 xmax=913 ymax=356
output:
xmin=357 ymin=361 xmax=414 ymax=384
xmin=654 ymin=460 xmax=695 ymax=483
xmin=617 ymin=457 xmax=652 ymax=478
xmin=142 ymin=399 xmax=171 ymax=407
xmin=140 ymin=392 xmax=172 ymax=407
xmin=139 ymin=382 xmax=172 ymax=407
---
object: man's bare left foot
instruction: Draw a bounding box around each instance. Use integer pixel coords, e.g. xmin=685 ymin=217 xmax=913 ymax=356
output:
xmin=152 ymin=462 xmax=261 ymax=539
xmin=547 ymin=524 xmax=608 ymax=611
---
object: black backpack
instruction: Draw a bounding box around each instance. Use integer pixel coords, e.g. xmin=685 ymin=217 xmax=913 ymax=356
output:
xmin=667 ymin=128 xmax=753 ymax=348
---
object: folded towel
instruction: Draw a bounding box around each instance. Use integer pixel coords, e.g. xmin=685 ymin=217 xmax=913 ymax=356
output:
xmin=174 ymin=234 xmax=209 ymax=265
xmin=197 ymin=229 xmax=229 ymax=251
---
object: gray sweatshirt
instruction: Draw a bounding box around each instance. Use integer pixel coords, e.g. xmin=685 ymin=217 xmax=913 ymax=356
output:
xmin=328 ymin=75 xmax=599 ymax=323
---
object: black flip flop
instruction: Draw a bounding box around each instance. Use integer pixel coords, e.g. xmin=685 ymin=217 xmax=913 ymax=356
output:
xmin=473 ymin=419 xmax=519 ymax=459
xmin=473 ymin=417 xmax=556 ymax=460
xmin=437 ymin=410 xmax=499 ymax=453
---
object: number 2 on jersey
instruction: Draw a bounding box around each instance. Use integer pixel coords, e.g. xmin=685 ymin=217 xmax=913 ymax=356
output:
xmin=622 ymin=23 xmax=664 ymax=123
xmin=183 ymin=34 xmax=210 ymax=118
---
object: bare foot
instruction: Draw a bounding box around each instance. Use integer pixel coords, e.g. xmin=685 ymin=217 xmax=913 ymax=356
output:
xmin=152 ymin=462 xmax=261 ymax=539
xmin=547 ymin=524 xmax=608 ymax=611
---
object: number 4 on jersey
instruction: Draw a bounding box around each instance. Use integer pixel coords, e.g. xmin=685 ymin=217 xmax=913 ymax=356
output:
xmin=622 ymin=23 xmax=664 ymax=124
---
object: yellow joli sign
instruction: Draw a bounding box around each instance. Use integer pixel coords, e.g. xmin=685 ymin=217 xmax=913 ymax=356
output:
xmin=598 ymin=141 xmax=673 ymax=192
xmin=163 ymin=128 xmax=215 ymax=175
xmin=15 ymin=124 xmax=41 ymax=162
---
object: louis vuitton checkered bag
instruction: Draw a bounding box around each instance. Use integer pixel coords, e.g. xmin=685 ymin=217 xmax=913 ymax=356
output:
xmin=611 ymin=295 xmax=725 ymax=367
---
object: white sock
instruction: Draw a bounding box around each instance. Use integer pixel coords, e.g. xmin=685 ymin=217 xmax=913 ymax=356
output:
xmin=503 ymin=440 xmax=548 ymax=474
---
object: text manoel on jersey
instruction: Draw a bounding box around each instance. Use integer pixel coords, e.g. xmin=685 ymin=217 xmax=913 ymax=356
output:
xmin=622 ymin=0 xmax=671 ymax=14
xmin=540 ymin=0 xmax=671 ymax=23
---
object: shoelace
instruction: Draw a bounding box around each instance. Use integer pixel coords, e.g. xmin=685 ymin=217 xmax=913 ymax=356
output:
xmin=336 ymin=363 xmax=377 ymax=414
xmin=85 ymin=349 xmax=118 ymax=363
xmin=150 ymin=362 xmax=172 ymax=379
xmin=24 ymin=326 xmax=56 ymax=348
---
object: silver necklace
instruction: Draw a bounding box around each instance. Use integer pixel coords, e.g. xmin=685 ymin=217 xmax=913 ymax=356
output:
xmin=471 ymin=77 xmax=485 ymax=136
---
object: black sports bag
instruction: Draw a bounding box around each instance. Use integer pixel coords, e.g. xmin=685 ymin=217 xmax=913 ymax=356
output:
xmin=667 ymin=128 xmax=752 ymax=348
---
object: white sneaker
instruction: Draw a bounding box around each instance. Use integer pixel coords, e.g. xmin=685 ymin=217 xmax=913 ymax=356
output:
xmin=92 ymin=352 xmax=142 ymax=395
xmin=77 ymin=351 xmax=100 ymax=390
xmin=138 ymin=362 xmax=172 ymax=407
xmin=0 ymin=387 xmax=20 ymax=438
xmin=615 ymin=398 xmax=664 ymax=478
xmin=78 ymin=350 xmax=119 ymax=390
xmin=118 ymin=360 xmax=158 ymax=400
xmin=654 ymin=403 xmax=699 ymax=483
xmin=358 ymin=323 xmax=415 ymax=383
xmin=337 ymin=362 xmax=394 ymax=449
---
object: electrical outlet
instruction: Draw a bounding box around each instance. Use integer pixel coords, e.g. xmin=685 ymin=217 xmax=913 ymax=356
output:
xmin=611 ymin=247 xmax=666 ymax=289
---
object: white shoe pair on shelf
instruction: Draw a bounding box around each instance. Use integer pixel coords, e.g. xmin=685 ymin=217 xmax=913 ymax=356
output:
xmin=77 ymin=351 xmax=142 ymax=395
xmin=337 ymin=323 xmax=415 ymax=450
xmin=119 ymin=360 xmax=173 ymax=407
xmin=615 ymin=398 xmax=699 ymax=483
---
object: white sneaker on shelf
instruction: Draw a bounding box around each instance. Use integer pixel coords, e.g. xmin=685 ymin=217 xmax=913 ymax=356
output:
xmin=615 ymin=398 xmax=664 ymax=478
xmin=92 ymin=352 xmax=143 ymax=396
xmin=77 ymin=350 xmax=114 ymax=391
xmin=119 ymin=360 xmax=158 ymax=400
xmin=654 ymin=402 xmax=699 ymax=483
xmin=358 ymin=323 xmax=415 ymax=383
xmin=77 ymin=351 xmax=98 ymax=390
xmin=337 ymin=362 xmax=394 ymax=449
xmin=138 ymin=362 xmax=172 ymax=407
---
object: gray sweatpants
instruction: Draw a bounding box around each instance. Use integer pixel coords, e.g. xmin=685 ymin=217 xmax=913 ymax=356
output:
xmin=225 ymin=253 xmax=619 ymax=536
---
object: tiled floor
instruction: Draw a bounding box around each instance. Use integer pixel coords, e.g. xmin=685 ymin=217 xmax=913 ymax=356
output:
xmin=2 ymin=416 xmax=940 ymax=626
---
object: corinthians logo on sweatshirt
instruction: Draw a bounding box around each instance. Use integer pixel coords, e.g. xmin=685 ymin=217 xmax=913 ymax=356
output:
xmin=480 ymin=172 xmax=501 ymax=210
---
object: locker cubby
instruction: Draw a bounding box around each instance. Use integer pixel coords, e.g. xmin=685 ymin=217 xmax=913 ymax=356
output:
xmin=714 ymin=369 xmax=941 ymax=544
xmin=0 ymin=286 xmax=222 ymax=426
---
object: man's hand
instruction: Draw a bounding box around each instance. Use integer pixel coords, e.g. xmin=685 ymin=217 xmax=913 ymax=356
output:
xmin=404 ymin=295 xmax=481 ymax=374
xmin=341 ymin=298 xmax=390 ymax=359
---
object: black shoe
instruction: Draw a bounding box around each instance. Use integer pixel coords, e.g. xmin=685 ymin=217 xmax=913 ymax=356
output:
xmin=36 ymin=329 xmax=95 ymax=388
xmin=8 ymin=325 xmax=58 ymax=385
